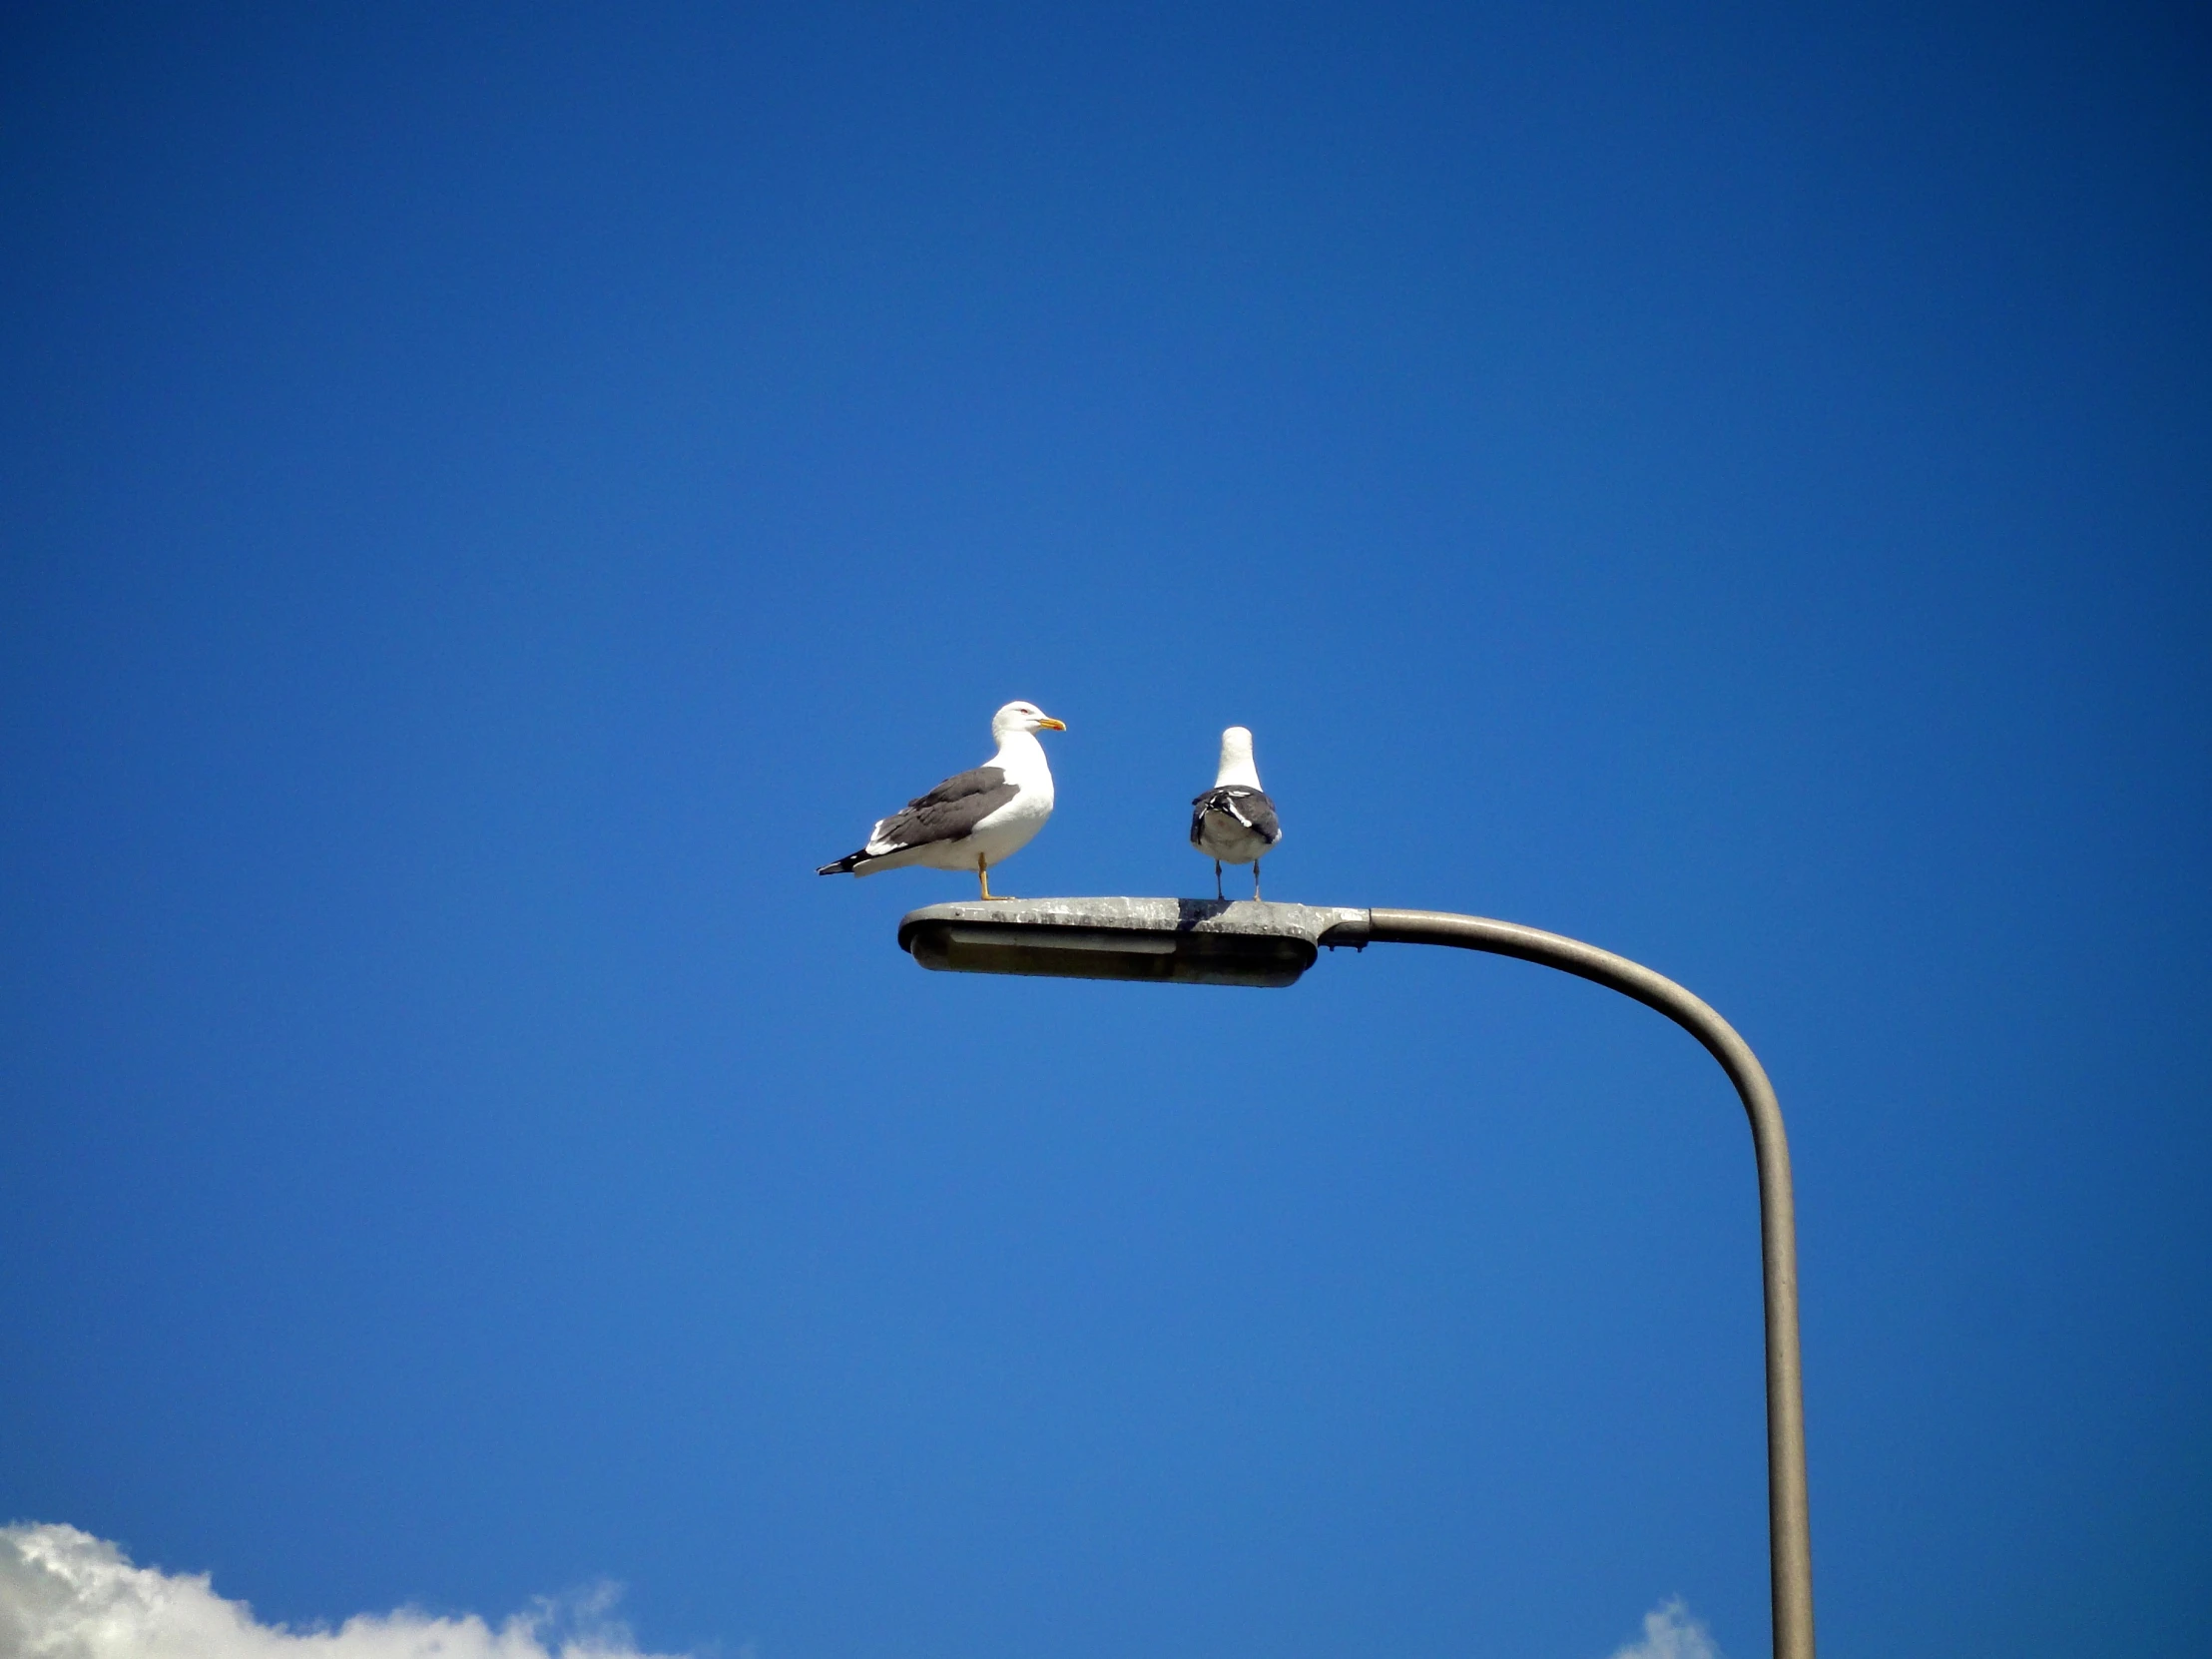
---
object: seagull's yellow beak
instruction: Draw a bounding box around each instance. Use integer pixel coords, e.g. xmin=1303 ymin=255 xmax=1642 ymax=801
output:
xmin=1037 ymin=717 xmax=1067 ymax=731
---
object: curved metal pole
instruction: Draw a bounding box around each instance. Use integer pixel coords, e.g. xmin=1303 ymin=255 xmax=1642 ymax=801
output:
xmin=1348 ymin=908 xmax=1815 ymax=1659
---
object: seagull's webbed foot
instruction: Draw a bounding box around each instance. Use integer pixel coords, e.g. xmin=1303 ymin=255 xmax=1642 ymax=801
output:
xmin=977 ymin=860 xmax=1013 ymax=901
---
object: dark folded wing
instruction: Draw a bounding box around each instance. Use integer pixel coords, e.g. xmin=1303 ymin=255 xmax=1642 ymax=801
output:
xmin=867 ymin=766 xmax=1018 ymax=853
xmin=1189 ymin=786 xmax=1282 ymax=846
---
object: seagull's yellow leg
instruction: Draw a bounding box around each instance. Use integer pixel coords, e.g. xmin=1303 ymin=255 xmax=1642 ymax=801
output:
xmin=979 ymin=858 xmax=1005 ymax=901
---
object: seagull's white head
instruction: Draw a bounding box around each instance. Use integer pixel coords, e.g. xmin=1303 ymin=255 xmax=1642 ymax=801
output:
xmin=992 ymin=700 xmax=1067 ymax=739
xmin=1215 ymin=726 xmax=1262 ymax=789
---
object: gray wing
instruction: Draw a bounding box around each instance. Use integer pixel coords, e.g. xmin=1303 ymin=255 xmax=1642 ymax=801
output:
xmin=1190 ymin=786 xmax=1282 ymax=845
xmin=867 ymin=766 xmax=1019 ymax=853
xmin=819 ymin=766 xmax=1018 ymax=874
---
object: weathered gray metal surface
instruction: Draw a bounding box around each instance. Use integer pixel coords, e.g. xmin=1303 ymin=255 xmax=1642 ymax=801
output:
xmin=898 ymin=897 xmax=1368 ymax=987
xmin=899 ymin=895 xmax=1368 ymax=942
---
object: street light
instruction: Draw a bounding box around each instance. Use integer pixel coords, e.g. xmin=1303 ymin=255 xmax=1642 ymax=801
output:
xmin=897 ymin=895 xmax=1817 ymax=1659
xmin=898 ymin=895 xmax=1361 ymax=986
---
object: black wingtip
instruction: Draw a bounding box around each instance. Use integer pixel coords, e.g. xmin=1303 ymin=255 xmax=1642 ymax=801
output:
xmin=817 ymin=852 xmax=864 ymax=875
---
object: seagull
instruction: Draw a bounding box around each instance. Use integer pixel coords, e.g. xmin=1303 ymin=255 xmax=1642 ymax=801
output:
xmin=1190 ymin=725 xmax=1282 ymax=900
xmin=818 ymin=701 xmax=1066 ymax=900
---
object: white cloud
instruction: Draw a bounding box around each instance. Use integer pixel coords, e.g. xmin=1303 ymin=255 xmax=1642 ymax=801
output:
xmin=8 ymin=1523 xmax=1715 ymax=1659
xmin=1607 ymin=1597 xmax=1722 ymax=1659
xmin=0 ymin=1523 xmax=694 ymax=1659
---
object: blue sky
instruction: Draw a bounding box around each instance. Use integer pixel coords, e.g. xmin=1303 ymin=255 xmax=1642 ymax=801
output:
xmin=2 ymin=4 xmax=2206 ymax=1656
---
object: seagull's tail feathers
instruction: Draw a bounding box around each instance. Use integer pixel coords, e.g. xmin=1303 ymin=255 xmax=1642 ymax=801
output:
xmin=820 ymin=843 xmax=915 ymax=876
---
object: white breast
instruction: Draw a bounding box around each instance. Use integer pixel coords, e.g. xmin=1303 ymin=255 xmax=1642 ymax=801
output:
xmin=910 ymin=730 xmax=1055 ymax=871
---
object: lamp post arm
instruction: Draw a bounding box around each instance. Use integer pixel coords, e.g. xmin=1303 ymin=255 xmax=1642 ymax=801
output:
xmin=1340 ymin=908 xmax=1816 ymax=1659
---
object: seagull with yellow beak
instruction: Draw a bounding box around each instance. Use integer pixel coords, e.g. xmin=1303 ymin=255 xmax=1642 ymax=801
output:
xmin=818 ymin=701 xmax=1066 ymax=899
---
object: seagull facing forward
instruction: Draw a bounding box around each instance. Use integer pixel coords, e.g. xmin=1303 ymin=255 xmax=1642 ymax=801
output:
xmin=1190 ymin=725 xmax=1282 ymax=900
xmin=818 ymin=701 xmax=1066 ymax=900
